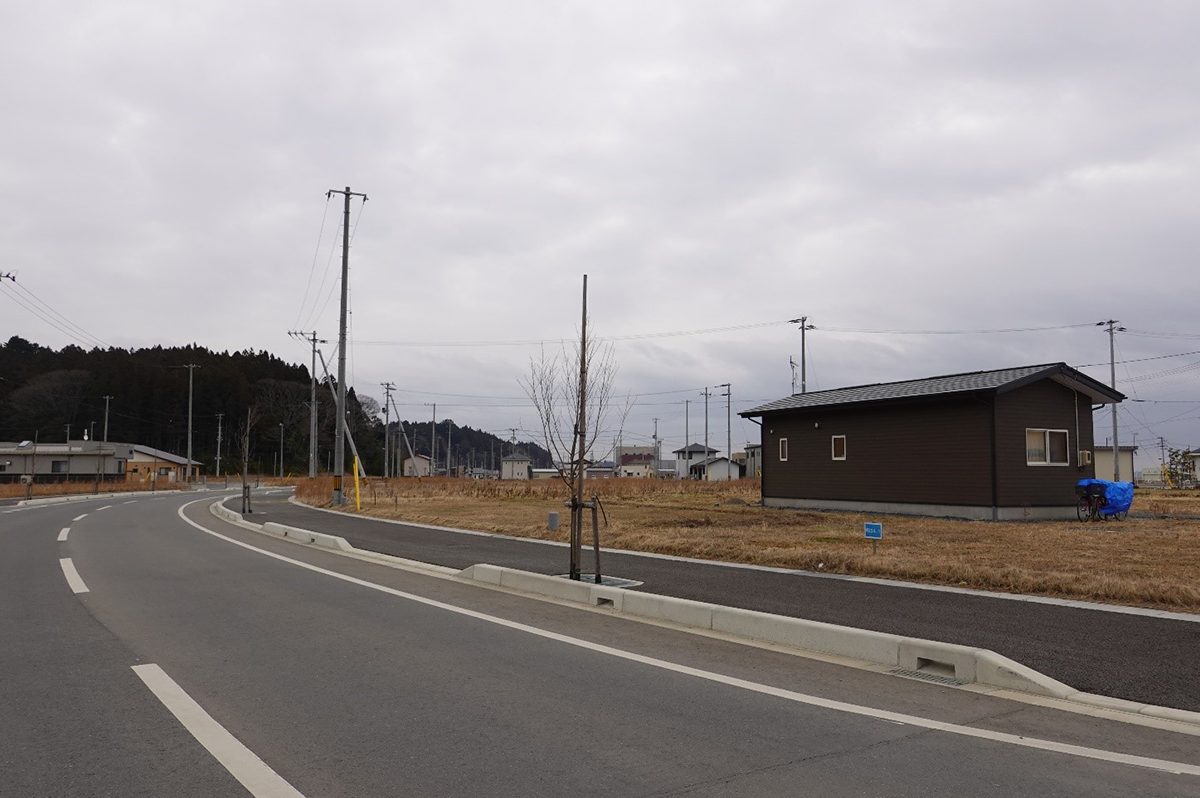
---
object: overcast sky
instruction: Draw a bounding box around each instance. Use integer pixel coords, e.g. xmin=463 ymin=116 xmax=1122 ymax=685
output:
xmin=3 ymin=1 xmax=1199 ymax=467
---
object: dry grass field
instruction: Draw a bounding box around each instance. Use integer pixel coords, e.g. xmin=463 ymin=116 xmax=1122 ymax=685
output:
xmin=294 ymin=477 xmax=1200 ymax=612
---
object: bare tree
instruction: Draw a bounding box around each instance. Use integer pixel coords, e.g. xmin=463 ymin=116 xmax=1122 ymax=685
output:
xmin=522 ymin=276 xmax=625 ymax=580
xmin=236 ymin=403 xmax=261 ymax=512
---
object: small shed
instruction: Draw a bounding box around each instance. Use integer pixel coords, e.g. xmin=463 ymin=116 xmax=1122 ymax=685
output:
xmin=740 ymin=363 xmax=1123 ymax=520
xmin=500 ymin=454 xmax=532 ymax=480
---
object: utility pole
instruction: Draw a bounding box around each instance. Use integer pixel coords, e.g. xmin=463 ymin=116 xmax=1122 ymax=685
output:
xmin=381 ymin=382 xmax=395 ymax=478
xmin=789 ymin=317 xmax=815 ymax=393
xmin=701 ymin=387 xmax=712 ymax=476
xmin=447 ymin=419 xmax=454 ymax=477
xmin=101 ymin=395 xmax=113 ymax=442
xmin=718 ymin=383 xmax=732 ymax=480
xmin=790 ymin=356 xmax=798 ymax=395
xmin=684 ymin=399 xmax=690 ymax=479
xmin=290 ymin=330 xmax=326 ymax=478
xmin=179 ymin=363 xmax=200 ymax=482
xmin=425 ymin=403 xmax=437 ymax=475
xmin=1098 ymin=320 xmax=1125 ymax=480
xmin=327 ymin=185 xmax=367 ymax=504
xmin=278 ymin=422 xmax=284 ymax=478
xmin=652 ymin=418 xmax=659 ymax=479
xmin=215 ymin=413 xmax=224 ymax=476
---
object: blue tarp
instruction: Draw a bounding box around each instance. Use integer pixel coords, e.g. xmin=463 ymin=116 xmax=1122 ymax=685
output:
xmin=1076 ymin=478 xmax=1135 ymax=516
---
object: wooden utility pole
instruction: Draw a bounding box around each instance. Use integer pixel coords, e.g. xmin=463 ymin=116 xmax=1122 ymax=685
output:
xmin=327 ymin=186 xmax=367 ymax=503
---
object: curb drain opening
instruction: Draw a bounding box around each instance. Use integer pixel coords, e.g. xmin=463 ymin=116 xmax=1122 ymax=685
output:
xmin=890 ymin=668 xmax=964 ymax=687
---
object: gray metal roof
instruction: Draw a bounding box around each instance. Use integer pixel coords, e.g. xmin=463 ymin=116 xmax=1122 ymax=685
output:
xmin=742 ymin=363 xmax=1123 ymax=417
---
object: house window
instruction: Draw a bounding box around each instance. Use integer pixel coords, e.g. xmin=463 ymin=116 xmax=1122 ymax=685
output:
xmin=778 ymin=438 xmax=788 ymax=461
xmin=51 ymin=460 xmax=68 ymax=473
xmin=158 ymin=467 xmax=170 ymax=476
xmin=1026 ymin=429 xmax=1069 ymax=465
xmin=831 ymin=435 xmax=847 ymax=460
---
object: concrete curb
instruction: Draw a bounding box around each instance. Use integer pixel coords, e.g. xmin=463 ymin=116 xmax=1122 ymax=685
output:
xmin=455 ymin=563 xmax=1200 ymax=729
xmin=16 ymin=489 xmax=186 ymax=507
xmin=208 ymin=499 xmax=457 ymax=577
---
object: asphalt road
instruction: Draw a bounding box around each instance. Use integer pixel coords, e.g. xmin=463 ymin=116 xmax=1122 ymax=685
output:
xmin=4 ymin=490 xmax=1199 ymax=796
xmin=242 ymin=494 xmax=1200 ymax=713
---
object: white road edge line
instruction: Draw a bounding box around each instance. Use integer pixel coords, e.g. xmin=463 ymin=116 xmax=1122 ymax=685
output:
xmin=132 ymin=663 xmax=303 ymax=798
xmin=73 ymin=513 xmax=88 ymax=521
xmin=58 ymin=527 xmax=70 ymax=542
xmin=177 ymin=499 xmax=1200 ymax=778
xmin=59 ymin=558 xmax=88 ymax=594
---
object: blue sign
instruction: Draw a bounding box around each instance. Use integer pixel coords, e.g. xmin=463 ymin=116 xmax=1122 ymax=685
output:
xmin=864 ymin=522 xmax=883 ymax=540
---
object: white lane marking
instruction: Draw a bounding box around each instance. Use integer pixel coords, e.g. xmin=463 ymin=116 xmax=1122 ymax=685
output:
xmin=287 ymin=497 xmax=1200 ymax=624
xmin=58 ymin=527 xmax=70 ymax=542
xmin=95 ymin=504 xmax=113 ymax=511
xmin=123 ymin=500 xmax=138 ymax=505
xmin=73 ymin=513 xmax=88 ymax=521
xmin=178 ymin=500 xmax=1200 ymax=778
xmin=132 ymin=664 xmax=303 ymax=798
xmin=59 ymin=558 xmax=89 ymax=594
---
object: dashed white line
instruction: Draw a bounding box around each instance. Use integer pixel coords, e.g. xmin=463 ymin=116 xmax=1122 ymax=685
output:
xmin=59 ymin=558 xmax=89 ymax=593
xmin=178 ymin=498 xmax=1200 ymax=778
xmin=123 ymin=499 xmax=138 ymax=505
xmin=73 ymin=513 xmax=88 ymax=521
xmin=95 ymin=504 xmax=113 ymax=511
xmin=58 ymin=527 xmax=70 ymax=542
xmin=132 ymin=664 xmax=303 ymax=797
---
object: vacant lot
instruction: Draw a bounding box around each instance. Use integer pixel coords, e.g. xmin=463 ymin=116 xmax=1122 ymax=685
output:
xmin=295 ymin=477 xmax=1200 ymax=612
xmin=0 ymin=481 xmax=185 ymax=501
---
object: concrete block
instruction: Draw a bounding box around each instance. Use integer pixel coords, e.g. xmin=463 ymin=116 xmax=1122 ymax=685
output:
xmin=262 ymin=522 xmax=353 ymax=552
xmin=1138 ymin=704 xmax=1200 ymax=726
xmin=973 ymin=651 xmax=1075 ymax=698
xmin=898 ymin=639 xmax=979 ymax=683
xmin=621 ymin=592 xmax=714 ymax=630
xmin=590 ymin=586 xmax=624 ymax=611
xmin=713 ymin=607 xmax=901 ymax=666
xmin=499 ymin=569 xmax=594 ymax=604
xmin=1070 ymin=692 xmax=1149 ymax=714
xmin=457 ymin=564 xmax=504 ymax=585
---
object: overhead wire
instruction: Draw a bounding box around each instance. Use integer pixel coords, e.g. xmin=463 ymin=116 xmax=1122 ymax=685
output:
xmin=0 ymin=282 xmax=108 ymax=349
xmin=292 ymin=195 xmax=332 ymax=330
xmin=3 ymin=280 xmax=110 ymax=348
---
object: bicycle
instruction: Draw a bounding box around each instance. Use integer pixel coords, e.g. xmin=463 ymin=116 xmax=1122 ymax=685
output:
xmin=1075 ymin=483 xmax=1107 ymax=522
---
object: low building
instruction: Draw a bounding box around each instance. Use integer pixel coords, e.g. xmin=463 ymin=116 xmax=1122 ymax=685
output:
xmin=501 ymin=454 xmax=532 ymax=480
xmin=740 ymin=363 xmax=1123 ymax=520
xmin=673 ymin=443 xmax=718 ymax=479
xmin=402 ymin=454 xmax=432 ymax=477
xmin=744 ymin=443 xmax=762 ymax=478
xmin=0 ymin=441 xmax=197 ymax=484
xmin=586 ymin=460 xmax=615 ymax=479
xmin=1092 ymin=445 xmax=1137 ymax=484
xmin=689 ymin=457 xmax=744 ymax=481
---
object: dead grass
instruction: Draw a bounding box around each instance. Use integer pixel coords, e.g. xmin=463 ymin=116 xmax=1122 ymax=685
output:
xmin=294 ymin=476 xmax=1200 ymax=613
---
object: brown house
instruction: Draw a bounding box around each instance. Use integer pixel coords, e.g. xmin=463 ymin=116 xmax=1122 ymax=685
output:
xmin=740 ymin=363 xmax=1123 ymax=520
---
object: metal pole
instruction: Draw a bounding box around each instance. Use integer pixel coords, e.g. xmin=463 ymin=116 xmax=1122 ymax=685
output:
xmin=702 ymin=387 xmax=711 ymax=478
xmin=684 ymin=399 xmax=689 ymax=479
xmin=1103 ymin=319 xmax=1123 ymax=480
xmin=801 ymin=320 xmax=807 ymax=394
xmin=572 ymin=274 xmax=589 ymax=581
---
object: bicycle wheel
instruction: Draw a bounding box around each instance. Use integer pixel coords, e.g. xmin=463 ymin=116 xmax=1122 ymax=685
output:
xmin=1076 ymin=496 xmax=1090 ymax=522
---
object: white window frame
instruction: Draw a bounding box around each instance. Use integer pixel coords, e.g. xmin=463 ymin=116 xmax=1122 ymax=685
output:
xmin=1026 ymin=428 xmax=1070 ymax=466
xmin=831 ymin=435 xmax=847 ymax=461
xmin=778 ymin=438 xmax=788 ymax=462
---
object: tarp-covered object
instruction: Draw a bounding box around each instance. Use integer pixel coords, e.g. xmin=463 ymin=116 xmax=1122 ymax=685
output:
xmin=1076 ymin=478 xmax=1134 ymax=516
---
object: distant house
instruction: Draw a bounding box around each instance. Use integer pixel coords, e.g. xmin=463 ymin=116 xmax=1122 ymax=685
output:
xmin=586 ymin=461 xmax=616 ymax=479
xmin=740 ymin=363 xmax=1123 ymax=520
xmin=1093 ymin=445 xmax=1137 ymax=484
xmin=0 ymin=441 xmax=197 ymax=484
xmin=744 ymin=443 xmax=762 ymax=478
xmin=673 ymin=443 xmax=718 ymax=479
xmin=402 ymin=454 xmax=432 ymax=477
xmin=500 ymin=454 xmax=532 ymax=480
xmin=615 ymin=445 xmax=657 ymax=478
xmin=689 ymin=457 xmax=744 ymax=481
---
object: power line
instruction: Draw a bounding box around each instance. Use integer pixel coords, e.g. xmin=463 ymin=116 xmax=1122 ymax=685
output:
xmin=292 ymin=195 xmax=332 ymax=329
xmin=0 ymin=278 xmax=110 ymax=349
xmin=1075 ymin=349 xmax=1200 ymax=368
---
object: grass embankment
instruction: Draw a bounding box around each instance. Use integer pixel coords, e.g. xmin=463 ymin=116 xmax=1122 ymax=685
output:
xmin=295 ymin=477 xmax=1200 ymax=612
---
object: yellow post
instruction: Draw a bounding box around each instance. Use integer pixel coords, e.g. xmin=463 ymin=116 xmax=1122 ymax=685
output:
xmin=353 ymin=456 xmax=362 ymax=511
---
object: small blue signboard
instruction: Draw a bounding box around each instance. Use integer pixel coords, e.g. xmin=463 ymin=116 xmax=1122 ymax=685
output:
xmin=864 ymin=522 xmax=883 ymax=540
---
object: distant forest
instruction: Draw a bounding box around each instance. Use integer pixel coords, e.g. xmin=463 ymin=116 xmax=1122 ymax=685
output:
xmin=0 ymin=337 xmax=550 ymax=475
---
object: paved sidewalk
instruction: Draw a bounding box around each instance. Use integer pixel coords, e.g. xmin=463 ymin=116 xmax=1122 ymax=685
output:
xmin=234 ymin=495 xmax=1200 ymax=712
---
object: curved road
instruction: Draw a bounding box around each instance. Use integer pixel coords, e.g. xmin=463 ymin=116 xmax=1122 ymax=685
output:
xmin=3 ymin=491 xmax=1198 ymax=795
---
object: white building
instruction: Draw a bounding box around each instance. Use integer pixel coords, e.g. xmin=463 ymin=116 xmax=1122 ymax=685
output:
xmin=673 ymin=443 xmax=717 ymax=479
xmin=501 ymin=454 xmax=532 ymax=480
xmin=689 ymin=456 xmax=744 ymax=482
xmin=1092 ymin=445 xmax=1137 ymax=483
xmin=402 ymin=454 xmax=432 ymax=477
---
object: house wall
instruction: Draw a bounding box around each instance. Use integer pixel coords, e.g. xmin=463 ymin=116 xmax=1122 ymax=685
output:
xmin=1092 ymin=448 xmax=1136 ymax=483
xmin=402 ymin=456 xmax=431 ymax=477
xmin=760 ymin=394 xmax=994 ymax=506
xmin=994 ymin=381 xmax=1095 ymax=506
xmin=500 ymin=460 xmax=531 ymax=480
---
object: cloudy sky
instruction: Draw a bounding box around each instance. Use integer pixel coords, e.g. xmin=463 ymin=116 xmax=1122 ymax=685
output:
xmin=3 ymin=1 xmax=1199 ymax=468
